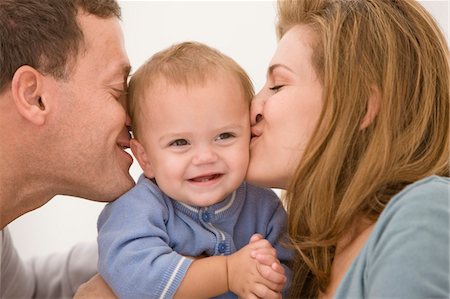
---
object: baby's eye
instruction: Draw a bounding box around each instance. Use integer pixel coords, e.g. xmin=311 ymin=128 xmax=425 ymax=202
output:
xmin=216 ymin=132 xmax=235 ymax=141
xmin=169 ymin=139 xmax=189 ymax=147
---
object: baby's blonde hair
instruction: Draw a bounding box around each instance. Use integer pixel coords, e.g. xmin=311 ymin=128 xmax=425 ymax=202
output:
xmin=128 ymin=41 xmax=254 ymax=139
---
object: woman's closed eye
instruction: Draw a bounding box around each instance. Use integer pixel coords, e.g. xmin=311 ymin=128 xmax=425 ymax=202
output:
xmin=269 ymin=85 xmax=284 ymax=92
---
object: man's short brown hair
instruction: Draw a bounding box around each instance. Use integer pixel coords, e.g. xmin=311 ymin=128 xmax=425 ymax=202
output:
xmin=0 ymin=0 xmax=121 ymax=92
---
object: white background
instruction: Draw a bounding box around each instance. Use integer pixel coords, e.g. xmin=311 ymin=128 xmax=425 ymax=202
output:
xmin=9 ymin=0 xmax=449 ymax=261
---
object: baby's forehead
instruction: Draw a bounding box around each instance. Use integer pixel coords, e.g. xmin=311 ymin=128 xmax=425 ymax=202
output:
xmin=141 ymin=76 xmax=247 ymax=108
xmin=148 ymin=68 xmax=242 ymax=89
xmin=141 ymin=72 xmax=245 ymax=100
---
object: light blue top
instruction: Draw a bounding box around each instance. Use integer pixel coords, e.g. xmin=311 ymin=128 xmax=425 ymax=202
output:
xmin=335 ymin=175 xmax=449 ymax=298
xmin=97 ymin=175 xmax=292 ymax=299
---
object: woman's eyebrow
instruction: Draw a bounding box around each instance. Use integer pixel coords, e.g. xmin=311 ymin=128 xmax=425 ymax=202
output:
xmin=267 ymin=63 xmax=295 ymax=77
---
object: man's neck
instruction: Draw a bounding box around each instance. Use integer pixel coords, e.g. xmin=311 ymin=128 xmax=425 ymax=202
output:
xmin=0 ymin=94 xmax=54 ymax=229
xmin=0 ymin=97 xmax=55 ymax=230
xmin=0 ymin=164 xmax=53 ymax=230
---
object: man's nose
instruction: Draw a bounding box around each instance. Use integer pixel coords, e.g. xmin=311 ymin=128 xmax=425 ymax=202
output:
xmin=125 ymin=114 xmax=133 ymax=139
xmin=125 ymin=114 xmax=132 ymax=126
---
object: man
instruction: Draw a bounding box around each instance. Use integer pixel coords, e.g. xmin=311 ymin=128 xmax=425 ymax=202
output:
xmin=0 ymin=0 xmax=134 ymax=297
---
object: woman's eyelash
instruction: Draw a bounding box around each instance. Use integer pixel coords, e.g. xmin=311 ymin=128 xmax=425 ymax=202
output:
xmin=269 ymin=85 xmax=284 ymax=91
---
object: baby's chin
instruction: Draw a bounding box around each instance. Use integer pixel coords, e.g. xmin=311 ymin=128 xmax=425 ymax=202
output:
xmin=177 ymin=187 xmax=240 ymax=208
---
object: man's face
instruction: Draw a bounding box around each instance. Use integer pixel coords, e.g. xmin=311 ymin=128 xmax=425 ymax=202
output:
xmin=47 ymin=13 xmax=134 ymax=201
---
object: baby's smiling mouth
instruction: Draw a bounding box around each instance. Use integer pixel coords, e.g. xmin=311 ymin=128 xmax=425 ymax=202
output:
xmin=189 ymin=174 xmax=223 ymax=182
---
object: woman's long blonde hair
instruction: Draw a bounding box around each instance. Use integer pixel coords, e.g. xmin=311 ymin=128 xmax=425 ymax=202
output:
xmin=277 ymin=0 xmax=449 ymax=297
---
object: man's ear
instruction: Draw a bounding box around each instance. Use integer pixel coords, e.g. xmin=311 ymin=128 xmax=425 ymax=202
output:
xmin=360 ymin=85 xmax=381 ymax=130
xmin=11 ymin=65 xmax=49 ymax=125
xmin=130 ymin=138 xmax=155 ymax=178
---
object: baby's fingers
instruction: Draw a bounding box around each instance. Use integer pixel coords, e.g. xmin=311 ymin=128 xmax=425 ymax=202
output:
xmin=246 ymin=293 xmax=259 ymax=299
xmin=254 ymin=254 xmax=284 ymax=275
xmin=257 ymin=263 xmax=286 ymax=290
xmin=251 ymin=247 xmax=277 ymax=260
xmin=251 ymin=283 xmax=282 ymax=299
xmin=249 ymin=233 xmax=264 ymax=243
xmin=250 ymin=238 xmax=274 ymax=252
xmin=270 ymin=262 xmax=285 ymax=276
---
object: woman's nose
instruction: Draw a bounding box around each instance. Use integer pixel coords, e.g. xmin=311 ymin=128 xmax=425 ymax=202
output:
xmin=250 ymin=92 xmax=265 ymax=126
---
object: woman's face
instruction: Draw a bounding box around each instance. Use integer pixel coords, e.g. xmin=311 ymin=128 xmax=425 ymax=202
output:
xmin=247 ymin=24 xmax=323 ymax=189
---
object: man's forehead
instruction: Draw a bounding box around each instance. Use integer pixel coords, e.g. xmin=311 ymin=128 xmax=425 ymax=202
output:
xmin=76 ymin=13 xmax=130 ymax=82
xmin=77 ymin=13 xmax=123 ymax=52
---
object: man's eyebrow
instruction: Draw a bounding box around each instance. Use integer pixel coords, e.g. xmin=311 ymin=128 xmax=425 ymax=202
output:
xmin=108 ymin=64 xmax=132 ymax=87
xmin=122 ymin=64 xmax=132 ymax=78
xmin=112 ymin=63 xmax=131 ymax=79
xmin=111 ymin=86 xmax=128 ymax=94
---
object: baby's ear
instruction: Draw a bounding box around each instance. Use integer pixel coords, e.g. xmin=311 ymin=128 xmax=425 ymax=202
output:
xmin=130 ymin=139 xmax=155 ymax=178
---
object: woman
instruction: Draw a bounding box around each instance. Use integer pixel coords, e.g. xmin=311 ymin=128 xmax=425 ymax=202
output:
xmin=248 ymin=0 xmax=449 ymax=298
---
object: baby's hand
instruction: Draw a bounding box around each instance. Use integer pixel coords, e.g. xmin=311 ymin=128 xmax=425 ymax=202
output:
xmin=252 ymin=247 xmax=286 ymax=291
xmin=227 ymin=239 xmax=282 ymax=299
xmin=249 ymin=234 xmax=287 ymax=293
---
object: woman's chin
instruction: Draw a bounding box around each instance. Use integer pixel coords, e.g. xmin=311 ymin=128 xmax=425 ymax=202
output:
xmin=246 ymin=170 xmax=285 ymax=189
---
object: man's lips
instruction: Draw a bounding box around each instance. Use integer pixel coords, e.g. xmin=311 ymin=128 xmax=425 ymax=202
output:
xmin=117 ymin=143 xmax=129 ymax=150
xmin=116 ymin=134 xmax=130 ymax=149
xmin=116 ymin=140 xmax=133 ymax=164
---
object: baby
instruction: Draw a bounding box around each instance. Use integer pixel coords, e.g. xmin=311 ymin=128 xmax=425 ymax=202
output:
xmin=97 ymin=41 xmax=291 ymax=299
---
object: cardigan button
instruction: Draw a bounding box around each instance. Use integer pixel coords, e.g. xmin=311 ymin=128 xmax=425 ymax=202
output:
xmin=201 ymin=211 xmax=211 ymax=222
xmin=218 ymin=242 xmax=227 ymax=254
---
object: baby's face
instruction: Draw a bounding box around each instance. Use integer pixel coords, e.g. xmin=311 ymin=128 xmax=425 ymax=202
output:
xmin=136 ymin=74 xmax=250 ymax=207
